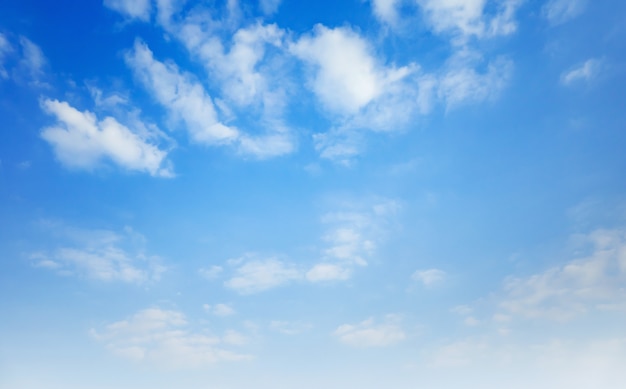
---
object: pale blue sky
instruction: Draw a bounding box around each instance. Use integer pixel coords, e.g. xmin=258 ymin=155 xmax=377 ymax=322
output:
xmin=1 ymin=0 xmax=626 ymax=388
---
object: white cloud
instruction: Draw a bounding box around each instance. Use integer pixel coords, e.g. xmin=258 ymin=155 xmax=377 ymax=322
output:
xmin=40 ymin=99 xmax=173 ymax=177
xmin=371 ymin=0 xmax=401 ymax=26
xmin=199 ymin=265 xmax=223 ymax=280
xmin=91 ymin=307 xmax=251 ymax=368
xmin=498 ymin=228 xmax=626 ymax=321
xmin=291 ymin=25 xmax=411 ymax=115
xmin=213 ymin=303 xmax=236 ymax=317
xmin=334 ymin=316 xmax=406 ymax=347
xmin=0 ymin=33 xmax=14 ymax=79
xmin=125 ymin=40 xmax=239 ymax=145
xmin=30 ymin=224 xmax=165 ymax=284
xmin=412 ymin=268 xmax=446 ymax=286
xmin=543 ymin=0 xmax=587 ymax=25
xmin=416 ymin=0 xmax=522 ymax=41
xmin=104 ymin=0 xmax=152 ymax=21
xmin=259 ymin=0 xmax=282 ymax=16
xmin=438 ymin=55 xmax=513 ymax=108
xmin=18 ymin=36 xmax=46 ymax=82
xmin=561 ymin=58 xmax=601 ymax=85
xmin=224 ymin=257 xmax=301 ymax=294
xmin=305 ymin=263 xmax=352 ymax=282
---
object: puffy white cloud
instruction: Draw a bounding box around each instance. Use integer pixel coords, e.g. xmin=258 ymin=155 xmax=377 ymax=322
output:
xmin=125 ymin=40 xmax=239 ymax=145
xmin=499 ymin=228 xmax=626 ymax=321
xmin=291 ymin=25 xmax=411 ymax=115
xmin=371 ymin=0 xmax=402 ymax=26
xmin=561 ymin=58 xmax=601 ymax=85
xmin=224 ymin=257 xmax=301 ymax=294
xmin=412 ymin=268 xmax=446 ymax=286
xmin=334 ymin=316 xmax=406 ymax=347
xmin=543 ymin=0 xmax=587 ymax=25
xmin=91 ymin=307 xmax=252 ymax=368
xmin=30 ymin=224 xmax=165 ymax=284
xmin=40 ymin=99 xmax=172 ymax=177
xmin=104 ymin=0 xmax=152 ymax=21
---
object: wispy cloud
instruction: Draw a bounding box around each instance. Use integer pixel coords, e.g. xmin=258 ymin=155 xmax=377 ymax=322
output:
xmin=498 ymin=228 xmax=626 ymax=321
xmin=104 ymin=0 xmax=152 ymax=21
xmin=30 ymin=223 xmax=165 ymax=284
xmin=561 ymin=58 xmax=602 ymax=85
xmin=543 ymin=0 xmax=587 ymax=25
xmin=91 ymin=307 xmax=252 ymax=368
xmin=224 ymin=256 xmax=301 ymax=294
xmin=412 ymin=268 xmax=446 ymax=287
xmin=125 ymin=40 xmax=239 ymax=145
xmin=334 ymin=315 xmax=406 ymax=347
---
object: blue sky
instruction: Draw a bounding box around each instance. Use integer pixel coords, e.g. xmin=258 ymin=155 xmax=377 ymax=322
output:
xmin=1 ymin=0 xmax=626 ymax=388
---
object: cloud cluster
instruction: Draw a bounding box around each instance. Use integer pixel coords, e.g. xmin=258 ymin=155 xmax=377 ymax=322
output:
xmin=96 ymin=0 xmax=518 ymax=165
xmin=91 ymin=307 xmax=251 ymax=368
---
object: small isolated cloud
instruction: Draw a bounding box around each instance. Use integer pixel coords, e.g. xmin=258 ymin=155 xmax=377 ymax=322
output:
xmin=543 ymin=0 xmax=587 ymax=25
xmin=224 ymin=257 xmax=301 ymax=294
xmin=104 ymin=0 xmax=152 ymax=21
xmin=199 ymin=265 xmax=223 ymax=280
xmin=259 ymin=0 xmax=282 ymax=16
xmin=412 ymin=268 xmax=446 ymax=286
xmin=18 ymin=37 xmax=46 ymax=83
xmin=560 ymin=58 xmax=601 ymax=86
xmin=334 ymin=315 xmax=406 ymax=347
xmin=125 ymin=40 xmax=239 ymax=145
xmin=91 ymin=307 xmax=251 ymax=368
xmin=371 ymin=0 xmax=401 ymax=26
xmin=305 ymin=263 xmax=352 ymax=282
xmin=40 ymin=99 xmax=172 ymax=177
xmin=204 ymin=303 xmax=236 ymax=317
xmin=30 ymin=223 xmax=165 ymax=284
xmin=498 ymin=228 xmax=626 ymax=321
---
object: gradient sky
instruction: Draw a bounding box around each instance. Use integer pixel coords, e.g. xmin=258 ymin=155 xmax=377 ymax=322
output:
xmin=1 ymin=0 xmax=626 ymax=388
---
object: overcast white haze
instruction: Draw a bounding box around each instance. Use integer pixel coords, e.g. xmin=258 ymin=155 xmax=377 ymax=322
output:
xmin=1 ymin=0 xmax=626 ymax=388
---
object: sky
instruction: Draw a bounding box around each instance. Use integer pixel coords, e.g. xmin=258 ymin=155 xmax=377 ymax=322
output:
xmin=1 ymin=0 xmax=626 ymax=388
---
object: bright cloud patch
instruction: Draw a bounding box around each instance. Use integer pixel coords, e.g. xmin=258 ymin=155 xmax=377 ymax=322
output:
xmin=334 ymin=316 xmax=406 ymax=347
xmin=91 ymin=307 xmax=251 ymax=367
xmin=291 ymin=25 xmax=407 ymax=115
xmin=104 ymin=0 xmax=152 ymax=21
xmin=40 ymin=99 xmax=172 ymax=177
